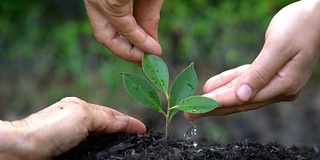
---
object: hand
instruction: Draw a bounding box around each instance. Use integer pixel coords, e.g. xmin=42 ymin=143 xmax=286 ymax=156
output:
xmin=84 ymin=0 xmax=163 ymax=65
xmin=185 ymin=0 xmax=320 ymax=119
xmin=0 ymin=97 xmax=146 ymax=160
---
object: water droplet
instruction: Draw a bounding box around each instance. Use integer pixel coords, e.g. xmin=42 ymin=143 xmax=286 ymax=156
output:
xmin=192 ymin=109 xmax=197 ymax=113
xmin=133 ymin=84 xmax=140 ymax=91
xmin=183 ymin=99 xmax=189 ymax=103
xmin=193 ymin=142 xmax=198 ymax=147
xmin=151 ymin=68 xmax=159 ymax=73
xmin=160 ymin=80 xmax=165 ymax=86
xmin=151 ymin=77 xmax=158 ymax=84
xmin=151 ymin=105 xmax=159 ymax=111
xmin=195 ymin=148 xmax=202 ymax=153
xmin=187 ymin=83 xmax=194 ymax=90
xmin=149 ymin=91 xmax=157 ymax=98
xmin=184 ymin=120 xmax=197 ymax=141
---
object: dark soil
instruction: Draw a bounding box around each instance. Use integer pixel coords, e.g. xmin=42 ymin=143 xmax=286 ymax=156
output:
xmin=54 ymin=129 xmax=320 ymax=160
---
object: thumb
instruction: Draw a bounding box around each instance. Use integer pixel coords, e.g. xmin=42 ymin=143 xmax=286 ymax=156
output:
xmin=235 ymin=64 xmax=270 ymax=102
xmin=133 ymin=0 xmax=163 ymax=55
xmin=133 ymin=0 xmax=163 ymax=41
xmin=114 ymin=115 xmax=147 ymax=134
xmin=235 ymin=33 xmax=296 ymax=102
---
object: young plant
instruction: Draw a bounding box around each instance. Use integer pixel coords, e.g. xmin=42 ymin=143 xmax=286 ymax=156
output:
xmin=122 ymin=54 xmax=221 ymax=138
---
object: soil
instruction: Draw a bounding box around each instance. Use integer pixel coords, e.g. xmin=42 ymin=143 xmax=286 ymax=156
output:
xmin=54 ymin=129 xmax=320 ymax=160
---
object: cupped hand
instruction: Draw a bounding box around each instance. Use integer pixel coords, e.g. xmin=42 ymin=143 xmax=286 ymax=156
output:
xmin=185 ymin=0 xmax=320 ymax=119
xmin=84 ymin=0 xmax=163 ymax=65
xmin=2 ymin=97 xmax=146 ymax=159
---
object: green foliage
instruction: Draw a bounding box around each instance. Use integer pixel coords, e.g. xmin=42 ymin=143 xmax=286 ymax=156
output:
xmin=170 ymin=63 xmax=197 ymax=106
xmin=122 ymin=73 xmax=162 ymax=112
xmin=172 ymin=96 xmax=220 ymax=113
xmin=0 ymin=0 xmax=308 ymax=121
xmin=169 ymin=62 xmax=197 ymax=118
xmin=122 ymin=54 xmax=221 ymax=138
xmin=142 ymin=54 xmax=169 ymax=94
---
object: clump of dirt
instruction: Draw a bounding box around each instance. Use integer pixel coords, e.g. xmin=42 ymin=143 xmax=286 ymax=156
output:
xmin=54 ymin=129 xmax=320 ymax=160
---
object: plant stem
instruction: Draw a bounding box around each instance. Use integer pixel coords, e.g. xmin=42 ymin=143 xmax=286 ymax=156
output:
xmin=165 ymin=92 xmax=170 ymax=140
xmin=165 ymin=106 xmax=170 ymax=139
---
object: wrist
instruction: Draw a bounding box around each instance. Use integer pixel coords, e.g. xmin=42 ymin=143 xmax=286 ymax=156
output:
xmin=0 ymin=120 xmax=21 ymax=159
xmin=0 ymin=120 xmax=35 ymax=159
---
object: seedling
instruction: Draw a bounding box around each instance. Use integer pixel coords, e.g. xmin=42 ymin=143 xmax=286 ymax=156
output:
xmin=122 ymin=54 xmax=221 ymax=138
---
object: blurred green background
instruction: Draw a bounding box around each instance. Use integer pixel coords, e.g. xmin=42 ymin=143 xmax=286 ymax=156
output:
xmin=1 ymin=0 xmax=320 ymax=146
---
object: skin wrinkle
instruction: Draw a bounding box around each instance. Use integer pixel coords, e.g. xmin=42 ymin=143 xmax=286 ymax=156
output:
xmin=249 ymin=64 xmax=270 ymax=88
xmin=106 ymin=0 xmax=132 ymax=17
xmin=102 ymin=21 xmax=115 ymax=39
xmin=48 ymin=105 xmax=89 ymax=157
xmin=92 ymin=108 xmax=110 ymax=132
xmin=133 ymin=0 xmax=161 ymax=38
xmin=110 ymin=16 xmax=137 ymax=35
xmin=92 ymin=0 xmax=130 ymax=18
xmin=84 ymin=0 xmax=162 ymax=65
xmin=86 ymin=1 xmax=138 ymax=42
xmin=1 ymin=96 xmax=146 ymax=159
xmin=105 ymin=19 xmax=146 ymax=61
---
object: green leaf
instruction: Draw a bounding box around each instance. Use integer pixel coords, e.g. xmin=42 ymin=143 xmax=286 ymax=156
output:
xmin=169 ymin=63 xmax=197 ymax=107
xmin=122 ymin=73 xmax=162 ymax=112
xmin=168 ymin=108 xmax=180 ymax=127
xmin=142 ymin=54 xmax=169 ymax=94
xmin=169 ymin=108 xmax=180 ymax=120
xmin=172 ymin=96 xmax=221 ymax=114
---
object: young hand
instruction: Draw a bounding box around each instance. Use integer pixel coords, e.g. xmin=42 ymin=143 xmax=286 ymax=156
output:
xmin=185 ymin=0 xmax=320 ymax=119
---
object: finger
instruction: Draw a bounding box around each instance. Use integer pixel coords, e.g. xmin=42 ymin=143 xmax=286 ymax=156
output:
xmin=245 ymin=51 xmax=311 ymax=103
xmin=88 ymin=103 xmax=146 ymax=134
xmin=235 ymin=27 xmax=299 ymax=102
xmin=133 ymin=0 xmax=164 ymax=40
xmin=84 ymin=1 xmax=161 ymax=63
xmin=184 ymin=100 xmax=275 ymax=120
xmin=203 ymin=65 xmax=249 ymax=93
xmin=84 ymin=2 xmax=142 ymax=62
xmin=111 ymin=17 xmax=162 ymax=57
xmin=103 ymin=0 xmax=162 ymax=56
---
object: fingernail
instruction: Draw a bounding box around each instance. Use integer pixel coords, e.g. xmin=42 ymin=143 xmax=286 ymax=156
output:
xmin=237 ymin=84 xmax=253 ymax=102
xmin=115 ymin=115 xmax=130 ymax=122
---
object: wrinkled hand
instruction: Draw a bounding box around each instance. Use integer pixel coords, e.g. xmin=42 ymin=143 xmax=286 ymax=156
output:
xmin=185 ymin=0 xmax=320 ymax=119
xmin=0 ymin=97 xmax=146 ymax=160
xmin=84 ymin=0 xmax=163 ymax=65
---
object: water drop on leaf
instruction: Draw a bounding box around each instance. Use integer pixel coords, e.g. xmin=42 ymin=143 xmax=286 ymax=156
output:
xmin=151 ymin=77 xmax=158 ymax=84
xmin=160 ymin=80 xmax=165 ymax=87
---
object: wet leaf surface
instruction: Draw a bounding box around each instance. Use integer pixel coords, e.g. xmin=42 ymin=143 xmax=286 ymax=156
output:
xmin=173 ymin=96 xmax=221 ymax=114
xmin=142 ymin=54 xmax=169 ymax=94
xmin=170 ymin=63 xmax=197 ymax=107
xmin=122 ymin=73 xmax=162 ymax=112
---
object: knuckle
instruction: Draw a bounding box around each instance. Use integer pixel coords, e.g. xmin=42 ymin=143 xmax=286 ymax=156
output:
xmin=60 ymin=97 xmax=89 ymax=112
xmin=280 ymin=80 xmax=301 ymax=101
xmin=249 ymin=67 xmax=269 ymax=88
xmin=59 ymin=97 xmax=93 ymax=129
xmin=60 ymin=97 xmax=82 ymax=104
xmin=107 ymin=0 xmax=129 ymax=8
